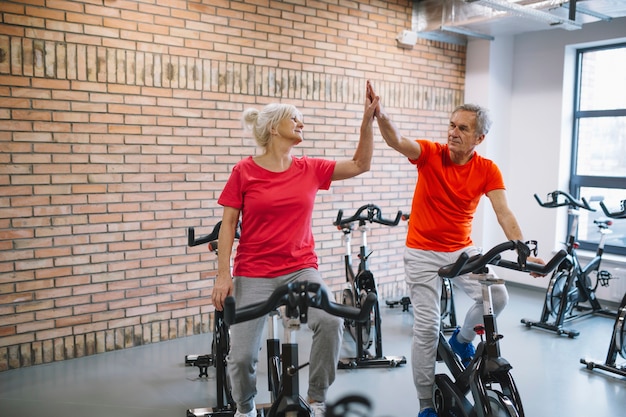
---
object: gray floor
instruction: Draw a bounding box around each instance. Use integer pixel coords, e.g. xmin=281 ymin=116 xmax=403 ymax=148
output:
xmin=1 ymin=284 xmax=625 ymax=417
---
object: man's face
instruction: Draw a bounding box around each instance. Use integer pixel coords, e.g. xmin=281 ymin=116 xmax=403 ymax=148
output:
xmin=447 ymin=110 xmax=484 ymax=155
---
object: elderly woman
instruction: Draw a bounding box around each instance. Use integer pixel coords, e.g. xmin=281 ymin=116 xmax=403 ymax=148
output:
xmin=212 ymin=81 xmax=379 ymax=417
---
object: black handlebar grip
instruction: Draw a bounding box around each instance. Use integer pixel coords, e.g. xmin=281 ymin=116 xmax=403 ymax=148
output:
xmin=220 ymin=281 xmax=376 ymax=327
xmin=534 ymin=191 xmax=595 ymax=211
xmin=223 ymin=296 xmax=236 ymax=326
xmin=334 ymin=209 xmax=345 ymax=226
xmin=334 ymin=204 xmax=402 ymax=227
xmin=599 ymin=200 xmax=626 ymax=219
xmin=376 ymin=210 xmax=403 ymax=226
xmin=442 ymin=243 xmax=567 ymax=278
xmin=438 ymin=240 xmax=532 ymax=278
xmin=318 ymin=291 xmax=377 ymax=322
xmin=335 ymin=204 xmax=369 ymax=226
xmin=187 ymin=227 xmax=196 ymax=247
xmin=357 ymin=292 xmax=377 ymax=322
xmin=494 ymin=249 xmax=567 ymax=275
xmin=530 ymin=249 xmax=567 ymax=274
xmin=188 ymin=221 xmax=242 ymax=248
xmin=188 ymin=222 xmax=222 ymax=247
xmin=438 ymin=252 xmax=470 ymax=278
xmin=533 ymin=193 xmax=547 ymax=207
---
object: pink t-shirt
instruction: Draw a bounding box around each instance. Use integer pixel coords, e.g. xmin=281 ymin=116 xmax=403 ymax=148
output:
xmin=407 ymin=140 xmax=505 ymax=252
xmin=218 ymin=156 xmax=336 ymax=277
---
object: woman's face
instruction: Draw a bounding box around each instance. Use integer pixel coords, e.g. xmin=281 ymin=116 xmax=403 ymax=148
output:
xmin=275 ymin=114 xmax=304 ymax=144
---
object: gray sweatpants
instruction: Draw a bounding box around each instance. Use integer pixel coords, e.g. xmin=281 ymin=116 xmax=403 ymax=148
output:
xmin=404 ymin=246 xmax=509 ymax=406
xmin=226 ymin=268 xmax=343 ymax=413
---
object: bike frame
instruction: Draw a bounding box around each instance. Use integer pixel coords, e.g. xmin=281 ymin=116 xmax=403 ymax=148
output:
xmin=334 ymin=204 xmax=406 ymax=369
xmin=522 ymin=191 xmax=616 ymax=337
xmin=545 ymin=210 xmax=614 ymax=323
xmin=436 ymin=274 xmax=524 ymax=417
xmin=186 ymin=222 xmax=237 ymax=417
xmin=224 ymin=281 xmax=376 ymax=417
xmin=581 ymin=292 xmax=626 ymax=378
xmin=580 ymin=198 xmax=626 ymax=378
xmin=341 ymin=220 xmax=383 ymax=359
xmin=435 ymin=241 xmax=567 ymax=417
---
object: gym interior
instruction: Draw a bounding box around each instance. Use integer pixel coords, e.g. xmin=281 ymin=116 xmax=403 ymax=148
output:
xmin=1 ymin=1 xmax=625 ymax=417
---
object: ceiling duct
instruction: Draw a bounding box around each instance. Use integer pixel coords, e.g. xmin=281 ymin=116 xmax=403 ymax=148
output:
xmin=411 ymin=0 xmax=626 ymax=44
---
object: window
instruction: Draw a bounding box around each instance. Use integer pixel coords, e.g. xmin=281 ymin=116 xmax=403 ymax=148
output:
xmin=570 ymin=43 xmax=626 ymax=255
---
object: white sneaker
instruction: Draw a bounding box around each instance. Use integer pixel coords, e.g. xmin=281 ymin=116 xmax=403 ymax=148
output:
xmin=309 ymin=402 xmax=326 ymax=417
xmin=234 ymin=407 xmax=257 ymax=417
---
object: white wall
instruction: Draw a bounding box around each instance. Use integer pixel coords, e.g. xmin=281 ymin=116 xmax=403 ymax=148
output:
xmin=465 ymin=17 xmax=626 ymax=304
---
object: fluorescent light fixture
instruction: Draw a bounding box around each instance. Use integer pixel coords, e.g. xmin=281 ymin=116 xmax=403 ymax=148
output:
xmin=466 ymin=0 xmax=583 ymax=30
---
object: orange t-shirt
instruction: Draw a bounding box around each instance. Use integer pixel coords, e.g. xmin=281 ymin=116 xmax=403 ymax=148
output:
xmin=406 ymin=140 xmax=505 ymax=252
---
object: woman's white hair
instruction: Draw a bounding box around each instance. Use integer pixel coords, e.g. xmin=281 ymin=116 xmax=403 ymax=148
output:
xmin=242 ymin=103 xmax=303 ymax=148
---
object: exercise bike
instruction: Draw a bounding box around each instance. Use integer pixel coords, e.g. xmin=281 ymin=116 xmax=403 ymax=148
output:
xmin=385 ymin=213 xmax=459 ymax=333
xmin=186 ymin=224 xmax=378 ymax=417
xmin=333 ymin=204 xmax=407 ymax=369
xmin=223 ymin=281 xmax=377 ymax=417
xmin=435 ymin=240 xmax=567 ymax=417
xmin=580 ymin=198 xmax=626 ymax=378
xmin=521 ymin=190 xmax=617 ymax=338
xmin=186 ymin=222 xmax=239 ymax=417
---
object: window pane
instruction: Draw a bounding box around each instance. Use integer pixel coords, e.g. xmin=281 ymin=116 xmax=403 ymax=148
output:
xmin=572 ymin=44 xmax=626 ymax=255
xmin=578 ymin=187 xmax=626 ymax=249
xmin=575 ymin=116 xmax=626 ymax=176
xmin=579 ymin=46 xmax=626 ymax=111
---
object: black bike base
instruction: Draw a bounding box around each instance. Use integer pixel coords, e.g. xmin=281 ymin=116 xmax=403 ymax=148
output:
xmin=385 ymin=297 xmax=411 ymax=312
xmin=186 ymin=353 xmax=214 ymax=378
xmin=522 ymin=306 xmax=616 ymax=338
xmin=187 ymin=402 xmax=275 ymax=417
xmin=520 ymin=318 xmax=581 ymax=338
xmin=338 ymin=354 xmax=406 ymax=369
xmin=580 ymin=358 xmax=626 ymax=378
xmin=187 ymin=408 xmax=235 ymax=417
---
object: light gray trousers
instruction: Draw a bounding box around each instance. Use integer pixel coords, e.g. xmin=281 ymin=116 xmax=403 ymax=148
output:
xmin=226 ymin=268 xmax=343 ymax=413
xmin=404 ymin=247 xmax=509 ymax=405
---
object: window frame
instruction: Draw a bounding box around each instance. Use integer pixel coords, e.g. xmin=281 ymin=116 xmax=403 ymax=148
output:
xmin=569 ymin=42 xmax=626 ymax=256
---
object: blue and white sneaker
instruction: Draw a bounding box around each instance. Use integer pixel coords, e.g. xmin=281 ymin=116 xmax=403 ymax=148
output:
xmin=449 ymin=327 xmax=476 ymax=367
xmin=417 ymin=407 xmax=438 ymax=417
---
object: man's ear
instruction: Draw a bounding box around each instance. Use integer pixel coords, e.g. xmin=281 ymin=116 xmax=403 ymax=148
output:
xmin=475 ymin=134 xmax=485 ymax=145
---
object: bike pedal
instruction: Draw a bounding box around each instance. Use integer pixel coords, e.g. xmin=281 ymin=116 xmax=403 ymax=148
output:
xmin=598 ymin=270 xmax=613 ymax=286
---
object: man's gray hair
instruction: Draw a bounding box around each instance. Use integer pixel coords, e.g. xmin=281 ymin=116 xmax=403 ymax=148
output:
xmin=453 ymin=104 xmax=492 ymax=136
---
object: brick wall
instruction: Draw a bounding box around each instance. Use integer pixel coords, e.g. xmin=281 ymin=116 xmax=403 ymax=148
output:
xmin=0 ymin=0 xmax=465 ymax=371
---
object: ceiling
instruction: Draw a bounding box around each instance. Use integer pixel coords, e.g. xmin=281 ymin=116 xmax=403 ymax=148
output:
xmin=413 ymin=0 xmax=626 ymax=44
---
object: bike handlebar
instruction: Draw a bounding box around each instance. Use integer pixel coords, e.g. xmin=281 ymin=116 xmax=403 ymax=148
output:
xmin=223 ymin=281 xmax=376 ymax=326
xmin=334 ymin=204 xmax=403 ymax=228
xmin=533 ymin=190 xmax=595 ymax=212
xmin=599 ymin=200 xmax=626 ymax=219
xmin=438 ymin=240 xmax=568 ymax=278
xmin=187 ymin=221 xmax=241 ymax=249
